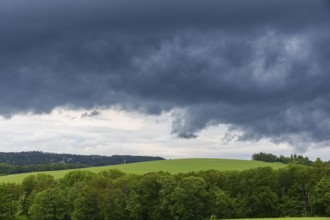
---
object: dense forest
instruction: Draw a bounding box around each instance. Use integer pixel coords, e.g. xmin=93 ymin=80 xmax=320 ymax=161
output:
xmin=0 ymin=151 xmax=164 ymax=175
xmin=0 ymin=161 xmax=329 ymax=220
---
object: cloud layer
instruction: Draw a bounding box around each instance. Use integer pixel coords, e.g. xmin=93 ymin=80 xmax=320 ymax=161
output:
xmin=1 ymin=0 xmax=330 ymax=152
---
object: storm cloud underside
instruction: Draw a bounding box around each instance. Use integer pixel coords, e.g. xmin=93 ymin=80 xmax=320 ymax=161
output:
xmin=1 ymin=0 xmax=330 ymax=152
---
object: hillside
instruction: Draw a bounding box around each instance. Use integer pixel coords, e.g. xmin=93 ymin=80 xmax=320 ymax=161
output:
xmin=0 ymin=158 xmax=286 ymax=183
xmin=232 ymin=218 xmax=329 ymax=220
xmin=102 ymin=158 xmax=286 ymax=174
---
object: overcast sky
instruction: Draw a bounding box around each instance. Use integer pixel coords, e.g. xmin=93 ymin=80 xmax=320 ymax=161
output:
xmin=1 ymin=0 xmax=330 ymax=160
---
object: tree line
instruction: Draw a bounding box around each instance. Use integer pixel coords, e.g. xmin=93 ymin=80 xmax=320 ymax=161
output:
xmin=0 ymin=162 xmax=329 ymax=219
xmin=0 ymin=163 xmax=87 ymax=176
xmin=0 ymin=151 xmax=164 ymax=175
xmin=252 ymin=152 xmax=317 ymax=165
xmin=0 ymin=151 xmax=164 ymax=166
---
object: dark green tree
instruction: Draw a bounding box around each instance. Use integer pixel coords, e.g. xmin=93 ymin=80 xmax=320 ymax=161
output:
xmin=210 ymin=188 xmax=235 ymax=219
xmin=0 ymin=183 xmax=20 ymax=220
xmin=0 ymin=163 xmax=15 ymax=175
xmin=168 ymin=176 xmax=210 ymax=220
xmin=19 ymin=174 xmax=56 ymax=217
xmin=71 ymin=185 xmax=102 ymax=220
xmin=277 ymin=164 xmax=313 ymax=216
xmin=312 ymin=177 xmax=330 ymax=216
xmin=238 ymin=167 xmax=279 ymax=217
xmin=29 ymin=186 xmax=70 ymax=220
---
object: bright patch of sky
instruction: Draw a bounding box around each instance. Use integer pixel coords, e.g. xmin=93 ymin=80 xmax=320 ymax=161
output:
xmin=0 ymin=108 xmax=328 ymax=161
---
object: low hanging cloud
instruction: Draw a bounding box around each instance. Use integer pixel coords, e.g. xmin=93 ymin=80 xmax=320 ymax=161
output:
xmin=1 ymin=0 xmax=330 ymax=152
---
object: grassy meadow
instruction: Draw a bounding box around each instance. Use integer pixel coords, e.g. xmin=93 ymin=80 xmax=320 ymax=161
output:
xmin=0 ymin=158 xmax=286 ymax=183
xmin=229 ymin=218 xmax=330 ymax=220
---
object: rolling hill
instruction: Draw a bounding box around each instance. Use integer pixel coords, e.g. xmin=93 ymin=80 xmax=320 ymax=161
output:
xmin=0 ymin=158 xmax=286 ymax=183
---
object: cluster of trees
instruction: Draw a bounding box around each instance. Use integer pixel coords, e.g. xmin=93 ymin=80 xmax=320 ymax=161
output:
xmin=0 ymin=162 xmax=329 ymax=219
xmin=252 ymin=152 xmax=316 ymax=165
xmin=0 ymin=151 xmax=164 ymax=166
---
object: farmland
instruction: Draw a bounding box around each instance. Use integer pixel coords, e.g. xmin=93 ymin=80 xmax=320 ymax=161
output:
xmin=0 ymin=158 xmax=286 ymax=183
xmin=229 ymin=218 xmax=330 ymax=220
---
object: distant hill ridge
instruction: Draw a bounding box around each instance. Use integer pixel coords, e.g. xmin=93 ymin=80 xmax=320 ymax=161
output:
xmin=0 ymin=151 xmax=165 ymax=166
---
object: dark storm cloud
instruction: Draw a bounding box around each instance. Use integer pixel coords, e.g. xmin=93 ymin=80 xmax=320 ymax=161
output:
xmin=1 ymin=0 xmax=330 ymax=152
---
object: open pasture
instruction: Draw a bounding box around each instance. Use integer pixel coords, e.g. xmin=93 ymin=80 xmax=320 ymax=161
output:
xmin=229 ymin=218 xmax=330 ymax=220
xmin=0 ymin=158 xmax=286 ymax=183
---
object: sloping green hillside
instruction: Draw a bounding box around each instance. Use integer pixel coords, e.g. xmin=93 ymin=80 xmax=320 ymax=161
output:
xmin=230 ymin=218 xmax=330 ymax=220
xmin=0 ymin=158 xmax=286 ymax=183
xmin=100 ymin=158 xmax=286 ymax=174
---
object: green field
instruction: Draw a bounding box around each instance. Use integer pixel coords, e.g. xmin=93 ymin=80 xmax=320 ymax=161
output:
xmin=229 ymin=218 xmax=330 ymax=220
xmin=0 ymin=158 xmax=286 ymax=183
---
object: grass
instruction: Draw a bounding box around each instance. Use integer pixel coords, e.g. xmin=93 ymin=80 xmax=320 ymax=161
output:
xmin=0 ymin=158 xmax=286 ymax=183
xmin=228 ymin=218 xmax=330 ymax=220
